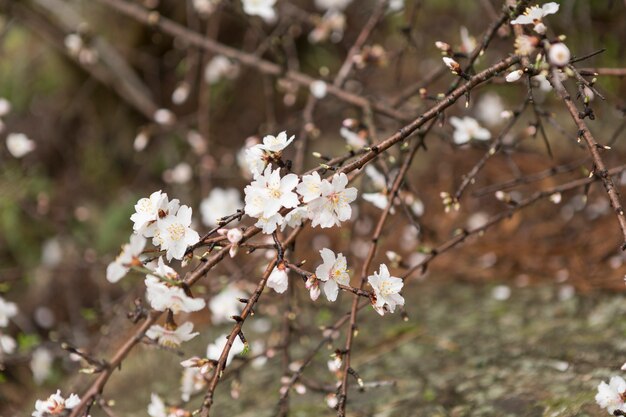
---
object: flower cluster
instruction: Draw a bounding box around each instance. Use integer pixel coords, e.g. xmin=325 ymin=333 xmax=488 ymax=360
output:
xmin=243 ymin=131 xmax=358 ymax=233
xmin=596 ymin=376 xmax=626 ymax=415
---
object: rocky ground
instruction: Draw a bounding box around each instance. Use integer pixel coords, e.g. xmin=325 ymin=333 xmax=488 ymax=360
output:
xmin=77 ymin=280 xmax=626 ymax=417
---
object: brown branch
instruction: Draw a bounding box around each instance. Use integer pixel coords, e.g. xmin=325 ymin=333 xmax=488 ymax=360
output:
xmin=550 ymin=69 xmax=626 ymax=250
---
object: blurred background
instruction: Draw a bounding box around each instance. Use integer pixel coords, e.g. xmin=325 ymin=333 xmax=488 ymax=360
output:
xmin=1 ymin=0 xmax=626 ymax=415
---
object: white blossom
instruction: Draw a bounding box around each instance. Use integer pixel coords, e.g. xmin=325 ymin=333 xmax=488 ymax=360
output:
xmin=204 ymin=55 xmax=240 ymax=84
xmin=315 ymin=0 xmax=352 ymax=11
xmin=180 ymin=367 xmax=206 ymax=401
xmin=209 ymin=284 xmax=246 ymax=324
xmin=442 ymin=57 xmax=460 ymax=73
xmin=281 ymin=206 xmax=309 ymax=231
xmin=0 ymin=98 xmax=11 ymax=117
xmin=193 ymin=0 xmax=221 ymax=16
xmin=340 ymin=122 xmax=367 ymax=148
xmin=449 ymin=116 xmax=491 ymax=144
xmin=306 ymin=173 xmax=358 ymax=228
xmin=267 ymin=265 xmax=289 ymax=294
xmin=147 ymin=393 xmax=168 ymax=417
xmin=315 ymin=248 xmax=350 ymax=302
xmin=296 ymin=172 xmax=323 ymax=203
xmin=244 ymin=131 xmax=295 ymax=177
xmin=106 ymin=234 xmax=146 ymax=283
xmin=510 ymin=2 xmax=559 ymax=34
xmin=0 ymin=333 xmax=16 ymax=354
xmin=6 ymin=133 xmax=36 ymax=158
xmin=244 ymin=165 xmax=299 ymax=219
xmin=30 ymin=348 xmax=54 ymax=385
xmin=153 ymin=205 xmax=200 ymax=261
xmin=476 ymin=93 xmax=505 ymax=127
xmin=163 ymin=162 xmax=193 ymax=184
xmin=255 ymin=213 xmax=285 ymax=234
xmin=310 ymin=80 xmax=328 ymax=99
xmin=260 ymin=131 xmax=295 ymax=153
xmin=505 ymin=69 xmax=523 ymax=82
xmin=32 ymin=390 xmax=81 ymax=417
xmin=145 ymin=259 xmax=206 ymax=313
xmin=153 ymin=108 xmax=176 ymax=126
xmin=131 ymin=190 xmax=177 ymax=237
xmin=548 ymin=43 xmax=571 ymax=67
xmin=0 ymin=296 xmax=18 ymax=327
xmin=200 ymin=188 xmax=243 ymax=227
xmin=146 ymin=322 xmax=199 ymax=347
xmin=596 ymin=376 xmax=626 ymax=415
xmin=365 ymin=165 xmax=387 ymax=191
xmin=242 ymin=0 xmax=277 ymax=23
xmin=367 ymin=264 xmax=405 ymax=315
xmin=459 ymin=26 xmax=476 ymax=54
xmin=206 ymin=333 xmax=245 ymax=366
xmin=218 ymin=228 xmax=243 ymax=257
xmin=363 ymin=192 xmax=392 ymax=212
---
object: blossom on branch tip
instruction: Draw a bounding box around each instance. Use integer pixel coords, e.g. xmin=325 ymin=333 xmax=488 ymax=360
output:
xmin=244 ymin=131 xmax=295 ymax=177
xmin=145 ymin=259 xmax=206 ymax=313
xmin=442 ymin=57 xmax=461 ymax=74
xmin=510 ymin=2 xmax=559 ymax=34
xmin=296 ymin=172 xmax=323 ymax=203
xmin=315 ymin=248 xmax=350 ymax=302
xmin=596 ymin=376 xmax=626 ymax=415
xmin=131 ymin=190 xmax=176 ymax=238
xmin=267 ymin=265 xmax=289 ymax=294
xmin=32 ymin=390 xmax=80 ymax=417
xmin=106 ymin=234 xmax=146 ymax=283
xmin=367 ymin=264 xmax=405 ymax=315
xmin=505 ymin=69 xmax=523 ymax=82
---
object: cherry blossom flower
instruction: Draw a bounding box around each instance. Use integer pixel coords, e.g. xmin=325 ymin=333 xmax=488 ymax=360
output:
xmin=315 ymin=0 xmax=352 ymax=11
xmin=476 ymin=93 xmax=505 ymax=127
xmin=365 ymin=165 xmax=387 ymax=191
xmin=281 ymin=206 xmax=309 ymax=231
xmin=131 ymin=191 xmax=177 ymax=237
xmin=548 ymin=43 xmax=571 ymax=67
xmin=146 ymin=322 xmax=199 ymax=348
xmin=267 ymin=265 xmax=289 ymax=293
xmin=32 ymin=390 xmax=81 ymax=417
xmin=449 ymin=116 xmax=491 ymax=145
xmin=180 ymin=367 xmax=206 ymax=401
xmin=244 ymin=131 xmax=295 ymax=177
xmin=209 ymin=284 xmax=247 ymax=324
xmin=153 ymin=205 xmax=200 ymax=261
xmin=200 ymin=188 xmax=243 ymax=227
xmin=310 ymin=80 xmax=328 ymax=99
xmin=296 ymin=172 xmax=323 ymax=203
xmin=153 ymin=108 xmax=176 ymax=126
xmin=315 ymin=248 xmax=350 ymax=302
xmin=204 ymin=55 xmax=239 ymax=84
xmin=363 ymin=192 xmax=392 ymax=212
xmin=30 ymin=347 xmax=54 ymax=385
xmin=442 ymin=57 xmax=461 ymax=74
xmin=0 ymin=296 xmax=18 ymax=327
xmin=340 ymin=119 xmax=368 ymax=148
xmin=0 ymin=333 xmax=16 ymax=354
xmin=255 ymin=213 xmax=285 ymax=234
xmin=367 ymin=264 xmax=405 ymax=315
xmin=244 ymin=165 xmax=299 ymax=220
xmin=148 ymin=393 xmax=189 ymax=417
xmin=596 ymin=376 xmax=626 ymax=415
xmin=106 ymin=234 xmax=146 ymax=283
xmin=510 ymin=2 xmax=559 ymax=34
xmin=514 ymin=35 xmax=538 ymax=56
xmin=206 ymin=333 xmax=245 ymax=366
xmin=145 ymin=259 xmax=206 ymax=313
xmin=163 ymin=162 xmax=193 ymax=184
xmin=6 ymin=133 xmax=36 ymax=158
xmin=193 ymin=0 xmax=221 ymax=17
xmin=306 ymin=173 xmax=358 ymax=228
xmin=242 ymin=0 xmax=277 ymax=23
